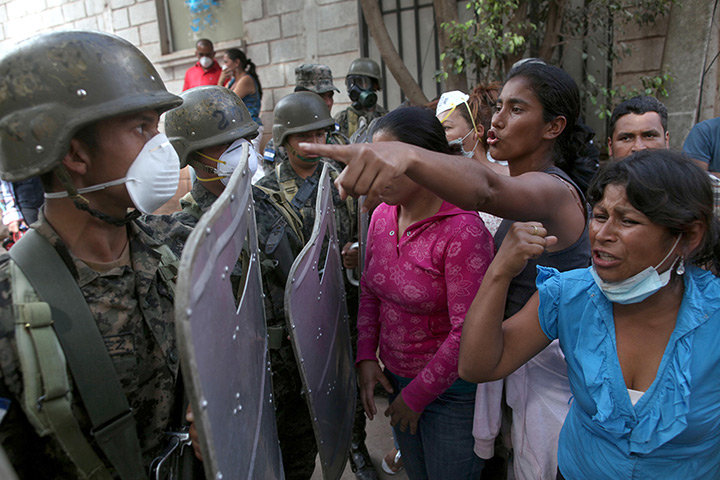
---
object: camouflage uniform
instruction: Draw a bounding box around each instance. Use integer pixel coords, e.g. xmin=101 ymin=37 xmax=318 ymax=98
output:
xmin=334 ymin=104 xmax=388 ymax=140
xmin=253 ymin=157 xmax=356 ymax=480
xmin=0 ymin=212 xmax=191 ymax=478
xmin=172 ymin=182 xmax=245 ymax=295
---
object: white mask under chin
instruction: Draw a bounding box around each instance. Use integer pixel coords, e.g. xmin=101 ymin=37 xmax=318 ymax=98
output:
xmin=196 ymin=138 xmax=257 ymax=186
xmin=45 ymin=133 xmax=180 ymax=215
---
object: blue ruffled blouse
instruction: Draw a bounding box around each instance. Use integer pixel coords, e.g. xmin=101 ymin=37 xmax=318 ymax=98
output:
xmin=536 ymin=265 xmax=720 ymax=479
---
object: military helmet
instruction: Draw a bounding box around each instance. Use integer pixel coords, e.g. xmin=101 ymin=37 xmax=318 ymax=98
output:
xmin=347 ymin=58 xmax=381 ymax=82
xmin=165 ymin=86 xmax=259 ymax=168
xmin=0 ymin=30 xmax=182 ymax=182
xmin=272 ymin=92 xmax=335 ymax=147
xmin=295 ymin=64 xmax=340 ymax=94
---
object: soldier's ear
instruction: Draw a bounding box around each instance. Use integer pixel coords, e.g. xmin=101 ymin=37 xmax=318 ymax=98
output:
xmin=61 ymin=138 xmax=91 ymax=176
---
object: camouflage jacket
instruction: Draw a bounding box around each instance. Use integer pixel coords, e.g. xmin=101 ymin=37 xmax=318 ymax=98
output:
xmin=334 ymin=104 xmax=387 ymax=139
xmin=253 ymin=159 xmax=356 ymax=328
xmin=172 ymin=182 xmax=245 ymax=298
xmin=0 ymin=212 xmax=190 ymax=478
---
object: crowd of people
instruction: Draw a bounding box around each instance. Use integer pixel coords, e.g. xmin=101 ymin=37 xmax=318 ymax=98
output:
xmin=0 ymin=27 xmax=719 ymax=480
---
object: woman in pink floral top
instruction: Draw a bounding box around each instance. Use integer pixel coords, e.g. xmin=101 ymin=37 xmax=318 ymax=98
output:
xmin=356 ymin=107 xmax=495 ymax=479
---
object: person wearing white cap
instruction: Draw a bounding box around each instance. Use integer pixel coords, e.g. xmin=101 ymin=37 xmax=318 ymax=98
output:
xmin=436 ymin=86 xmax=508 ymax=235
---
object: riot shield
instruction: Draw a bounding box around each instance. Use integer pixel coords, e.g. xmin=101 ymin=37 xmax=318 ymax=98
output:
xmin=285 ymin=164 xmax=356 ymax=480
xmin=175 ymin=143 xmax=284 ymax=480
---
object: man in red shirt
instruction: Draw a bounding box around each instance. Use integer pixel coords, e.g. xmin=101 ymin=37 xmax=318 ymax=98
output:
xmin=182 ymin=38 xmax=222 ymax=91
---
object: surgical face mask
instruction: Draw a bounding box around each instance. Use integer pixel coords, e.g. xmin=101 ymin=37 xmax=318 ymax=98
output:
xmin=199 ymin=56 xmax=213 ymax=69
xmin=45 ymin=133 xmax=180 ymax=215
xmin=590 ymin=234 xmax=682 ymax=304
xmin=196 ymin=139 xmax=257 ymax=185
xmin=448 ymin=128 xmax=479 ymax=158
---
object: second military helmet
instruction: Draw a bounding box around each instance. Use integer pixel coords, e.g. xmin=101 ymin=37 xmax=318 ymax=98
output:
xmin=272 ymin=92 xmax=335 ymax=147
xmin=347 ymin=58 xmax=381 ymax=83
xmin=165 ymin=86 xmax=259 ymax=168
xmin=0 ymin=31 xmax=182 ymax=182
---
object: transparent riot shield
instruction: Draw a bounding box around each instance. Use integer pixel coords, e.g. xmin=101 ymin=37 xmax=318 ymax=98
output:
xmin=285 ymin=164 xmax=356 ymax=480
xmin=175 ymin=143 xmax=284 ymax=480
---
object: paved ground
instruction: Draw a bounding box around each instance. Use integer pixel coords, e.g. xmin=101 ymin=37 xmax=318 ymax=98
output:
xmin=311 ymin=396 xmax=408 ymax=480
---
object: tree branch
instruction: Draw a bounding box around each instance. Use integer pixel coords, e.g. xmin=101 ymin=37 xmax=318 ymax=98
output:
xmin=360 ymin=0 xmax=429 ymax=105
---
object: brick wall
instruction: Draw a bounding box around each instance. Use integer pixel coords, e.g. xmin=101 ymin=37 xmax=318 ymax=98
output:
xmin=1 ymin=0 xmax=362 ymax=140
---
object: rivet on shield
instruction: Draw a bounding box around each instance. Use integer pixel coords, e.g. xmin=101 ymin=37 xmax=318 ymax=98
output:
xmin=35 ymin=145 xmax=44 ymax=154
xmin=224 ymin=265 xmax=230 ymax=272
xmin=76 ymin=88 xmax=87 ymax=97
xmin=191 ymin=131 xmax=196 ymax=136
xmin=216 ymin=473 xmax=223 ymax=480
xmin=237 ymin=404 xmax=243 ymax=411
xmin=230 ymin=194 xmax=235 ymax=201
xmin=292 ymin=278 xmax=296 ymax=283
xmin=205 ymin=227 xmax=212 ymax=234
xmin=232 ymin=333 xmax=236 ymax=340
xmin=236 ymin=392 xmax=240 ymax=399
xmin=231 ymin=118 xmax=236 ymax=123
xmin=150 ymin=75 xmax=156 ymax=81
xmin=186 ymin=308 xmax=192 ymax=315
xmin=201 ymin=399 xmax=208 ymax=409
xmin=221 ymin=273 xmax=226 ymax=280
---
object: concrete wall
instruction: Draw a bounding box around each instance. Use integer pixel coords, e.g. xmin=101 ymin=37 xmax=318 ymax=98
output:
xmin=613 ymin=2 xmax=719 ymax=148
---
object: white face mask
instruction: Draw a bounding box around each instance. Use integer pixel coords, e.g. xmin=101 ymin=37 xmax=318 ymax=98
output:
xmin=199 ymin=56 xmax=213 ymax=69
xmin=196 ymin=139 xmax=257 ymax=186
xmin=590 ymin=234 xmax=682 ymax=304
xmin=45 ymin=133 xmax=180 ymax=215
xmin=448 ymin=129 xmax=479 ymax=158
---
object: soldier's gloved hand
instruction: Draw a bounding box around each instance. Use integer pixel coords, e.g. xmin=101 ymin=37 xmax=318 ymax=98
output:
xmin=357 ymin=360 xmax=393 ymax=420
xmin=185 ymin=405 xmax=203 ymax=462
xmin=342 ymin=242 xmax=359 ymax=269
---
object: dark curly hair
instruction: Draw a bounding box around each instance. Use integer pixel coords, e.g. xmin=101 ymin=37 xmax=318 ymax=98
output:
xmin=587 ymin=149 xmax=720 ymax=273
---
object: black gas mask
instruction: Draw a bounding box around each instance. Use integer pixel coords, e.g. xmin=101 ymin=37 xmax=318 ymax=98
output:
xmin=347 ymin=75 xmax=377 ymax=110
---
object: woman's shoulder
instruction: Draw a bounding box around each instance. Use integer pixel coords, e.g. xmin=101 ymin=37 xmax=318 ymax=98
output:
xmin=686 ymin=266 xmax=720 ymax=311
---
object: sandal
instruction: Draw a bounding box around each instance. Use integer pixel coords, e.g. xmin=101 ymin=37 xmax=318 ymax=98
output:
xmin=381 ymin=448 xmax=403 ymax=475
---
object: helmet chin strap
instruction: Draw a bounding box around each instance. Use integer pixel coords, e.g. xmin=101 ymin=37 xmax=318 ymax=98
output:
xmin=52 ymin=165 xmax=141 ymax=226
xmin=286 ymin=143 xmax=320 ymax=163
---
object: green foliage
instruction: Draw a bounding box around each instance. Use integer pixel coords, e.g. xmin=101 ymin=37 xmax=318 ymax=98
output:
xmin=438 ymin=0 xmax=676 ymax=122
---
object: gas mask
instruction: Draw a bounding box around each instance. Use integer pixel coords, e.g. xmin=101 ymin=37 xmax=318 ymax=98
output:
xmin=347 ymin=75 xmax=377 ymax=110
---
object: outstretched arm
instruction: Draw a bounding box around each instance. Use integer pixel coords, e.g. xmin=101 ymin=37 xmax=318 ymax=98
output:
xmin=299 ymin=142 xmax=584 ymax=249
xmin=459 ymin=222 xmax=555 ymax=383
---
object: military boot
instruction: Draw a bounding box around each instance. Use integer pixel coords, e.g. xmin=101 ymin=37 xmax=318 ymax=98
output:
xmin=348 ymin=440 xmax=379 ymax=480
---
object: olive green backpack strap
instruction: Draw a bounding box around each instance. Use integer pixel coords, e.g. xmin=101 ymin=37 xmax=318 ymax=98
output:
xmin=9 ymin=230 xmax=147 ymax=480
xmin=255 ymin=184 xmax=305 ymax=245
xmin=10 ymin=261 xmax=112 ymax=480
xmin=152 ymin=243 xmax=180 ymax=297
xmin=347 ymin=108 xmax=359 ymax=138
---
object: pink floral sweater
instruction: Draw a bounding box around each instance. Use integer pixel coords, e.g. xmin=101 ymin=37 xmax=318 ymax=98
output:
xmin=357 ymin=201 xmax=494 ymax=412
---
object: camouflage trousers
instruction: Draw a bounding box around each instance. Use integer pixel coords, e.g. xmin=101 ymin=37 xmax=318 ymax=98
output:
xmin=270 ymin=342 xmax=317 ymax=480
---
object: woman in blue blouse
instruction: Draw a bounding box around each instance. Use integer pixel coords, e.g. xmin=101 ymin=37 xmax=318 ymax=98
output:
xmin=459 ymin=149 xmax=720 ymax=479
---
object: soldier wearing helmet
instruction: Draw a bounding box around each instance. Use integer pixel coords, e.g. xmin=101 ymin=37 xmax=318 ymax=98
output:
xmin=254 ymin=91 xmax=358 ymax=479
xmin=0 ymin=31 xmax=194 ymax=478
xmin=167 ymin=85 xmax=260 ymax=222
xmin=335 ymin=58 xmax=388 ymax=140
xmin=262 ymin=64 xmax=348 ymax=175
